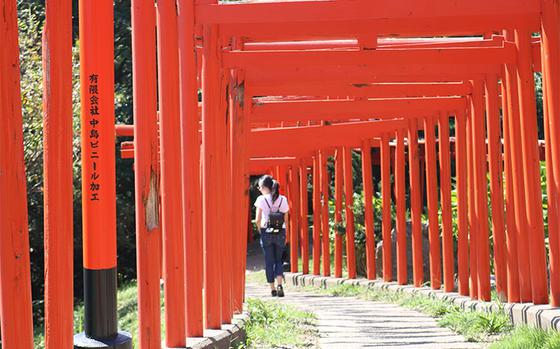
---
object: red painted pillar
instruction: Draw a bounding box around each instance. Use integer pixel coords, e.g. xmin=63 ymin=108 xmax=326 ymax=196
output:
xmin=541 ymin=0 xmax=560 ymax=306
xmin=543 ymin=70 xmax=560 ymax=306
xmin=438 ymin=113 xmax=455 ymax=292
xmin=312 ymin=154 xmax=321 ymax=275
xmin=177 ymin=0 xmax=204 ymax=336
xmin=501 ymin=73 xmax=520 ymax=303
xmin=320 ymin=150 xmax=331 ymax=276
xmin=472 ymin=80 xmax=491 ymax=301
xmin=279 ymin=166 xmax=290 ymax=248
xmin=334 ymin=148 xmax=344 ymax=278
xmin=239 ymin=83 xmax=251 ymax=307
xmin=484 ymin=74 xmax=507 ymax=300
xmin=299 ymin=161 xmax=310 ymax=274
xmin=455 ymin=112 xmax=470 ymax=296
xmin=0 ymin=1 xmax=34 ymax=347
xmin=395 ymin=129 xmax=407 ymax=285
xmin=408 ymin=119 xmax=424 ymax=287
xmin=42 ymin=0 xmax=74 ymax=347
xmin=290 ymin=166 xmax=300 ymax=273
xmin=438 ymin=114 xmax=454 ymax=292
xmin=361 ymin=140 xmax=376 ymax=280
xmin=157 ymin=0 xmax=186 ymax=343
xmin=75 ymin=0 xmax=132 ymax=346
xmin=201 ymin=20 xmax=222 ymax=329
xmin=343 ymin=146 xmax=357 ymax=279
xmin=229 ymin=68 xmax=248 ymax=314
xmin=131 ymin=0 xmax=161 ymax=346
xmin=381 ymin=134 xmax=393 ymax=282
xmin=467 ymin=104 xmax=478 ymax=299
xmin=515 ymin=29 xmax=548 ymax=305
xmin=424 ymin=116 xmax=442 ymax=290
xmin=219 ymin=63 xmax=233 ymax=325
xmin=503 ymin=33 xmax=531 ymax=301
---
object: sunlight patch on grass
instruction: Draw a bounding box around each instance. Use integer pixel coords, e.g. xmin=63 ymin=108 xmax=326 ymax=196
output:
xmin=240 ymin=298 xmax=317 ymax=349
xmin=489 ymin=326 xmax=560 ymax=349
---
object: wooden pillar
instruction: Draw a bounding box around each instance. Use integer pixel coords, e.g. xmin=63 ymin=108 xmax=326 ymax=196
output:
xmin=177 ymin=0 xmax=203 ymax=335
xmin=290 ymin=166 xmax=300 ymax=273
xmin=501 ymin=72 xmax=520 ymax=303
xmin=219 ymin=59 xmax=232 ymax=325
xmin=515 ymin=29 xmax=548 ymax=304
xmin=361 ymin=140 xmax=376 ymax=280
xmin=42 ymin=0 xmax=73 ymax=347
xmin=201 ymin=21 xmax=222 ymax=329
xmin=238 ymin=83 xmax=251 ymax=308
xmin=455 ymin=111 xmax=470 ymax=296
xmin=230 ymin=68 xmax=248 ymax=314
xmin=380 ymin=135 xmax=393 ymax=282
xmin=438 ymin=113 xmax=454 ymax=292
xmin=424 ymin=116 xmax=442 ymax=290
xmin=484 ymin=74 xmax=508 ymax=299
xmin=472 ymin=80 xmax=491 ymax=301
xmin=320 ymin=150 xmax=331 ymax=276
xmin=408 ymin=119 xmax=424 ymax=287
xmin=334 ymin=148 xmax=344 ymax=278
xmin=312 ymin=154 xmax=321 ymax=275
xmin=131 ymin=0 xmax=161 ymax=346
xmin=541 ymin=0 xmax=560 ymax=306
xmin=299 ymin=161 xmax=310 ymax=274
xmin=503 ymin=32 xmax=531 ymax=301
xmin=157 ymin=0 xmax=186 ymax=343
xmin=467 ymin=103 xmax=478 ymax=299
xmin=395 ymin=129 xmax=407 ymax=285
xmin=343 ymin=146 xmax=357 ymax=279
xmin=0 ymin=1 xmax=34 ymax=347
xmin=75 ymin=0 xmax=132 ymax=346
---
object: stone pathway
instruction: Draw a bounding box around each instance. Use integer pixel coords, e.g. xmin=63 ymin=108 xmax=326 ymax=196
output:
xmin=246 ymin=243 xmax=482 ymax=349
xmin=246 ymin=282 xmax=482 ymax=349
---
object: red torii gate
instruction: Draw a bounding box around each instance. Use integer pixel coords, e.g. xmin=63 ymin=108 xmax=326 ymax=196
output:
xmin=2 ymin=1 xmax=560 ymax=349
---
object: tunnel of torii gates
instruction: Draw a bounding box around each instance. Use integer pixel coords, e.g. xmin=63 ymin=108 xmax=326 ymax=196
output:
xmin=3 ymin=0 xmax=560 ymax=348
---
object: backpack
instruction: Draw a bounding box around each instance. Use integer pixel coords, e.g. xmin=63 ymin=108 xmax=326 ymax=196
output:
xmin=264 ymin=197 xmax=285 ymax=234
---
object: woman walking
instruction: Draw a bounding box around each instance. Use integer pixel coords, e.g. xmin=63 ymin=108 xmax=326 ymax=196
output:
xmin=254 ymin=175 xmax=290 ymax=297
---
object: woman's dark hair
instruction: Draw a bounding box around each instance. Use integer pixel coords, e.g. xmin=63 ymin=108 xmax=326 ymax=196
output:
xmin=258 ymin=175 xmax=280 ymax=202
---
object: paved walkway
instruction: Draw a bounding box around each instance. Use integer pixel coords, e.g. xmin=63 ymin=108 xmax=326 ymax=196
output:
xmin=246 ymin=244 xmax=482 ymax=348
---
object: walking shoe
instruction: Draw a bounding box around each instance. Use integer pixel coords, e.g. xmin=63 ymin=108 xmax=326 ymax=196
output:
xmin=277 ymin=285 xmax=285 ymax=297
xmin=271 ymin=289 xmax=278 ymax=297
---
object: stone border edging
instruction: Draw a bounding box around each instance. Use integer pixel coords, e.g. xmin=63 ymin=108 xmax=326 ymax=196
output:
xmin=166 ymin=312 xmax=249 ymax=349
xmin=285 ymin=272 xmax=560 ymax=331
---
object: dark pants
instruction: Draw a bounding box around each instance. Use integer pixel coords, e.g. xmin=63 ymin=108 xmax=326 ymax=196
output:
xmin=260 ymin=228 xmax=286 ymax=283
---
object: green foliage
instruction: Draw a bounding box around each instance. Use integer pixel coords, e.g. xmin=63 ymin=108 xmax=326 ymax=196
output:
xmin=439 ymin=309 xmax=512 ymax=342
xmin=325 ymin=284 xmax=362 ymax=297
xmin=489 ymin=326 xmax=560 ymax=349
xmin=246 ymin=270 xmax=267 ymax=284
xmin=244 ymin=298 xmax=317 ymax=348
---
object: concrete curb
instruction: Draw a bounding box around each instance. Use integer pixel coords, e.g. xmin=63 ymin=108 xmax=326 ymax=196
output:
xmin=166 ymin=312 xmax=249 ymax=349
xmin=285 ymin=272 xmax=560 ymax=331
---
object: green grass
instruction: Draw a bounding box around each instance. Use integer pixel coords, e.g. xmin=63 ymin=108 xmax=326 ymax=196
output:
xmin=33 ymin=282 xmax=163 ymax=349
xmin=301 ymin=283 xmax=513 ymax=343
xmin=239 ymin=298 xmax=317 ymax=349
xmin=489 ymin=326 xmax=560 ymax=349
xmin=246 ymin=270 xmax=267 ymax=284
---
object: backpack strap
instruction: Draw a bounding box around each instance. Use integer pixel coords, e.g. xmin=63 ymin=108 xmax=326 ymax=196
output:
xmin=263 ymin=197 xmax=272 ymax=209
xmin=265 ymin=196 xmax=283 ymax=212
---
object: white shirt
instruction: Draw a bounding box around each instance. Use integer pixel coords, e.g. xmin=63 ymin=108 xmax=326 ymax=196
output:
xmin=254 ymin=194 xmax=290 ymax=229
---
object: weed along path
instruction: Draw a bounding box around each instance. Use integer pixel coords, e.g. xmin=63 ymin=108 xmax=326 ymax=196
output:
xmin=245 ymin=281 xmax=482 ymax=349
xmin=245 ymin=245 xmax=482 ymax=349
